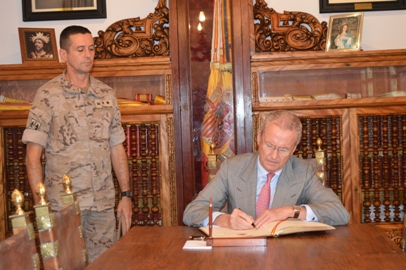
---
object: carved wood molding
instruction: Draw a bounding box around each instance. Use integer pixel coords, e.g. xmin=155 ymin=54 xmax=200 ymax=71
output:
xmin=94 ymin=0 xmax=169 ymax=59
xmin=376 ymin=224 xmax=405 ymax=249
xmin=165 ymin=116 xmax=178 ymax=226
xmin=0 ymin=127 xmax=4 ymax=241
xmin=254 ymin=0 xmax=327 ymax=52
xmin=251 ymin=71 xmax=259 ymax=104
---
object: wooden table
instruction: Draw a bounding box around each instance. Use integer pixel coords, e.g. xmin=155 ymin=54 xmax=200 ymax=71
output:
xmin=86 ymin=224 xmax=406 ymax=270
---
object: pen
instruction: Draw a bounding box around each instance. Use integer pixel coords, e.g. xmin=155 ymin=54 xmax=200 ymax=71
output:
xmin=209 ymin=198 xmax=213 ymax=237
xmin=237 ymin=208 xmax=257 ymax=229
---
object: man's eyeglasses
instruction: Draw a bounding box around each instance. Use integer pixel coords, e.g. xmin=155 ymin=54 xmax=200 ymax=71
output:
xmin=266 ymin=143 xmax=292 ymax=157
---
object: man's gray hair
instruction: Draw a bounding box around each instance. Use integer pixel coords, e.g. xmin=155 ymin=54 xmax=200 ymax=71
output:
xmin=259 ymin=110 xmax=302 ymax=145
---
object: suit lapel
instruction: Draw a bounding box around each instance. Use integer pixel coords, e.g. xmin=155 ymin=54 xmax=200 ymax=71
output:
xmin=238 ymin=153 xmax=258 ymax=215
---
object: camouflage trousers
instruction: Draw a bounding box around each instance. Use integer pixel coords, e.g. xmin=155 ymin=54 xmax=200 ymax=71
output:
xmin=81 ymin=208 xmax=115 ymax=263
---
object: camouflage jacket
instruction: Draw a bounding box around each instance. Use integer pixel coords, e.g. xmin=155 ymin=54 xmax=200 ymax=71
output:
xmin=22 ymin=72 xmax=125 ymax=211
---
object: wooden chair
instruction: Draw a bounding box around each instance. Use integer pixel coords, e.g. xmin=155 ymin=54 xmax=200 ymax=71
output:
xmin=0 ymin=189 xmax=40 ymax=270
xmin=35 ymin=180 xmax=88 ymax=270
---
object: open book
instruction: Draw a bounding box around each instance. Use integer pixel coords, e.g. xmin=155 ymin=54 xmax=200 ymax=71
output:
xmin=200 ymin=218 xmax=335 ymax=238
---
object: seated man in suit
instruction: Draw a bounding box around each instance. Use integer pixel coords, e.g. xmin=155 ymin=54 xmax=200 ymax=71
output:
xmin=183 ymin=110 xmax=349 ymax=229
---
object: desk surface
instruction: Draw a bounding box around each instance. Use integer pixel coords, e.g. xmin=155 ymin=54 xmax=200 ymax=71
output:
xmin=86 ymin=224 xmax=406 ymax=270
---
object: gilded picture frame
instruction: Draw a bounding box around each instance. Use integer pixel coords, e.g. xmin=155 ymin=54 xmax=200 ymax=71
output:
xmin=18 ymin=28 xmax=59 ymax=63
xmin=22 ymin=0 xmax=107 ymax=21
xmin=325 ymin=12 xmax=364 ymax=52
xmin=320 ymin=0 xmax=406 ymax=13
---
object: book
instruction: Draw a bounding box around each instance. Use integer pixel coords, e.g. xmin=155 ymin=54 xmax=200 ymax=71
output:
xmin=199 ymin=218 xmax=335 ymax=238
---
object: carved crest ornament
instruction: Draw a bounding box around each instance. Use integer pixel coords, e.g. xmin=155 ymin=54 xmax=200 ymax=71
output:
xmin=254 ymin=0 xmax=328 ymax=52
xmin=93 ymin=0 xmax=328 ymax=58
xmin=94 ymin=0 xmax=169 ymax=59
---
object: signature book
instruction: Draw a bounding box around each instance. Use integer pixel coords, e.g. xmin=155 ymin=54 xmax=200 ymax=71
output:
xmin=200 ymin=218 xmax=335 ymax=238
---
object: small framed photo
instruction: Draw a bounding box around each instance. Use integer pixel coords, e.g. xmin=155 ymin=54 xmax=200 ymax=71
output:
xmin=18 ymin=28 xmax=59 ymax=63
xmin=325 ymin=12 xmax=364 ymax=52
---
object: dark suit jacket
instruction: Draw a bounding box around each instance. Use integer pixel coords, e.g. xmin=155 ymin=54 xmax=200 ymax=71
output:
xmin=183 ymin=152 xmax=349 ymax=227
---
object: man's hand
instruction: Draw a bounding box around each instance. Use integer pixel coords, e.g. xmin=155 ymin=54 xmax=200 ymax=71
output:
xmin=214 ymin=208 xmax=255 ymax=229
xmin=255 ymin=206 xmax=306 ymax=228
xmin=116 ymin=197 xmax=133 ymax=231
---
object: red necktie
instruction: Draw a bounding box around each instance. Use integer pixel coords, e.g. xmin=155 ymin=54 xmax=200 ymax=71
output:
xmin=256 ymin=173 xmax=274 ymax=217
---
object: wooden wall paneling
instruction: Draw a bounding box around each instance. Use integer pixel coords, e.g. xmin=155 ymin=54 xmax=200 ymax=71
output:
xmin=0 ymin=111 xmax=29 ymax=127
xmin=0 ymin=128 xmax=4 ymax=241
xmin=169 ymin=0 xmax=195 ymax=224
xmin=326 ymin=108 xmax=353 ymax=223
xmin=159 ymin=114 xmax=177 ymax=226
xmin=231 ymin=0 xmax=254 ymax=154
xmin=348 ymin=108 xmax=361 ymax=224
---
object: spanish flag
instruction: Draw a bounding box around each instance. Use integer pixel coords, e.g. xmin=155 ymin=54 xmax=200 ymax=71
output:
xmin=200 ymin=0 xmax=234 ymax=187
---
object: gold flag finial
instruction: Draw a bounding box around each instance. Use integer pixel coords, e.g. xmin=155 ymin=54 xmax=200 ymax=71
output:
xmin=36 ymin=182 xmax=47 ymax=205
xmin=61 ymin=174 xmax=75 ymax=205
xmin=316 ymin=138 xmax=323 ymax=152
xmin=210 ymin=143 xmax=216 ymax=155
xmin=11 ymin=189 xmax=25 ymax=215
xmin=10 ymin=189 xmax=31 ymax=233
xmin=34 ymin=182 xmax=51 ymax=217
xmin=62 ymin=174 xmax=73 ymax=194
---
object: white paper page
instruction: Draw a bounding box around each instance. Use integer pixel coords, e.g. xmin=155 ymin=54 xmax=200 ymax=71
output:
xmin=182 ymin=240 xmax=212 ymax=250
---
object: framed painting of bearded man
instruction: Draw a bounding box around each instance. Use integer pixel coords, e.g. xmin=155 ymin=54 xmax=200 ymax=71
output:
xmin=18 ymin=28 xmax=59 ymax=63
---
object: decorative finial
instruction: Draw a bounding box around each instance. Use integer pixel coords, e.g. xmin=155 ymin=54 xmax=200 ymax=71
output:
xmin=316 ymin=138 xmax=323 ymax=151
xmin=210 ymin=143 xmax=216 ymax=155
xmin=11 ymin=189 xmax=25 ymax=215
xmin=62 ymin=174 xmax=72 ymax=194
xmin=36 ymin=182 xmax=47 ymax=205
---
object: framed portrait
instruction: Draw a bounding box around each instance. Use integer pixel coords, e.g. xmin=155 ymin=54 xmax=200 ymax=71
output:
xmin=325 ymin=12 xmax=364 ymax=52
xmin=320 ymin=0 xmax=406 ymax=13
xmin=18 ymin=28 xmax=59 ymax=63
xmin=22 ymin=0 xmax=107 ymax=21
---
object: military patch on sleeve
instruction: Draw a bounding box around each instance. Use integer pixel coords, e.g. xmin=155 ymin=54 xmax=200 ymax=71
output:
xmin=28 ymin=119 xmax=41 ymax=130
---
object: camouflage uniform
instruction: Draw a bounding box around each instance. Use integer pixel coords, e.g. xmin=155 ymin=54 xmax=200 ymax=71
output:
xmin=22 ymin=71 xmax=125 ymax=262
